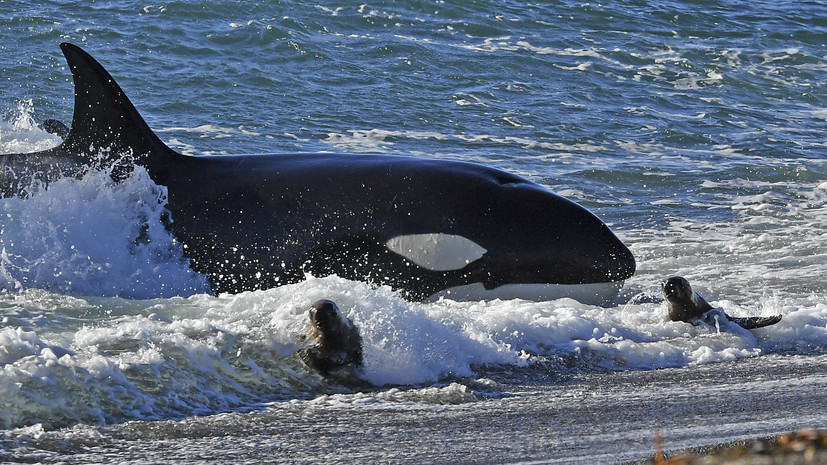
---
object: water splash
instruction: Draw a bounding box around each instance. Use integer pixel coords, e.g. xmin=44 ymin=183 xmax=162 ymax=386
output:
xmin=0 ymin=100 xmax=62 ymax=155
xmin=0 ymin=166 xmax=210 ymax=298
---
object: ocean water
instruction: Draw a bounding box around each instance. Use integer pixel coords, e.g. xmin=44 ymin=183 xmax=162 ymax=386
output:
xmin=1 ymin=0 xmax=826 ymax=463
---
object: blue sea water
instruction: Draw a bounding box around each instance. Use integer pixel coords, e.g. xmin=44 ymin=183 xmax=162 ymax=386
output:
xmin=1 ymin=1 xmax=826 ymax=463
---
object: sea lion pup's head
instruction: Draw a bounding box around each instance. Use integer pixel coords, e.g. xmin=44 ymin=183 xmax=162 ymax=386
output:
xmin=660 ymin=276 xmax=712 ymax=322
xmin=661 ymin=276 xmax=693 ymax=304
xmin=299 ymin=300 xmax=363 ymax=374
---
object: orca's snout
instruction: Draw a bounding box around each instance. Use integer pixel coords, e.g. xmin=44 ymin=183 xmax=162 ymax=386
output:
xmin=531 ymin=188 xmax=635 ymax=286
xmin=599 ymin=237 xmax=636 ymax=283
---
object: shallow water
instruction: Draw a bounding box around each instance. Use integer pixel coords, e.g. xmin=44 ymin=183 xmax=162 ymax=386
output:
xmin=1 ymin=0 xmax=826 ymax=463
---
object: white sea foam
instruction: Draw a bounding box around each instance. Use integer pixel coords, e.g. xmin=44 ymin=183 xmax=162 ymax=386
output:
xmin=156 ymin=125 xmax=261 ymax=139
xmin=625 ymin=174 xmax=827 ymax=306
xmin=156 ymin=125 xmax=262 ymax=155
xmin=322 ymin=127 xmax=606 ymax=154
xmin=1 ymin=273 xmax=825 ymax=430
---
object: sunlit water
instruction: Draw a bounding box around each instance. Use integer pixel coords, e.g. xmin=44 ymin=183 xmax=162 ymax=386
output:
xmin=1 ymin=1 xmax=826 ymax=463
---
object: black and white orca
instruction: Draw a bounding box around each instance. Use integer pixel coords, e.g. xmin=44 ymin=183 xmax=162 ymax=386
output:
xmin=0 ymin=43 xmax=636 ymax=304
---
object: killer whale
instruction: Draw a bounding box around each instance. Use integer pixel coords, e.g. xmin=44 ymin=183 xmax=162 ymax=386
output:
xmin=0 ymin=43 xmax=636 ymax=304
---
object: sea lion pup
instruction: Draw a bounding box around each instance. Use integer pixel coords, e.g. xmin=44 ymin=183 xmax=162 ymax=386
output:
xmin=299 ymin=300 xmax=363 ymax=374
xmin=661 ymin=276 xmax=782 ymax=330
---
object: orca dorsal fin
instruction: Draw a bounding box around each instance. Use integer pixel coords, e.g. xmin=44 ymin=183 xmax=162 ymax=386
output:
xmin=58 ymin=43 xmax=176 ymax=172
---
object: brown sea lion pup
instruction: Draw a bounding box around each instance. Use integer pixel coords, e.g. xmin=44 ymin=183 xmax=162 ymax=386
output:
xmin=661 ymin=276 xmax=782 ymax=330
xmin=299 ymin=300 xmax=363 ymax=374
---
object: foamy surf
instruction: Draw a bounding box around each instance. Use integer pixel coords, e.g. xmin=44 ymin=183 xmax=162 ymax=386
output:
xmin=2 ymin=271 xmax=825 ymax=431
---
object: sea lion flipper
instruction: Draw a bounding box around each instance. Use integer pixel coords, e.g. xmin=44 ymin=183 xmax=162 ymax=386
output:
xmin=726 ymin=314 xmax=783 ymax=330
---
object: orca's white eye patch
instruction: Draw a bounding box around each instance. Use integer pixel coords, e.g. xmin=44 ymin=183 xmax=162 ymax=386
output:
xmin=385 ymin=233 xmax=487 ymax=271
